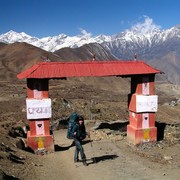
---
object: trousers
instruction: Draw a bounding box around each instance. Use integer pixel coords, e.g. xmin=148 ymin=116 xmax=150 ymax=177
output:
xmin=74 ymin=138 xmax=86 ymax=162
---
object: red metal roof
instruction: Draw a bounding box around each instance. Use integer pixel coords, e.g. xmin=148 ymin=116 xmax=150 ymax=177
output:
xmin=17 ymin=60 xmax=161 ymax=79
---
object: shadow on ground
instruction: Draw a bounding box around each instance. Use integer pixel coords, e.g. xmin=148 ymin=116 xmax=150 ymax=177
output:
xmin=55 ymin=140 xmax=93 ymax=151
xmin=155 ymin=121 xmax=167 ymax=141
xmin=87 ymin=154 xmax=118 ymax=165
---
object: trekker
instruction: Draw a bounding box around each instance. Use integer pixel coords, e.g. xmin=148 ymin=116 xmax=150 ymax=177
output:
xmin=72 ymin=115 xmax=88 ymax=166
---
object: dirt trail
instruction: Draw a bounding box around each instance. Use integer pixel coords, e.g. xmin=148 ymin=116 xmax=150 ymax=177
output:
xmin=1 ymin=82 xmax=180 ymax=180
xmin=33 ymin=129 xmax=180 ymax=180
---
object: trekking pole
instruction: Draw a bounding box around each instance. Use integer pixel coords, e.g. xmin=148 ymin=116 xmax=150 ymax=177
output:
xmin=89 ymin=131 xmax=96 ymax=163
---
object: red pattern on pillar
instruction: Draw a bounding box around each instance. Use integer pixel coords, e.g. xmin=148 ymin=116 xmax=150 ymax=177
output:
xmin=127 ymin=75 xmax=157 ymax=144
xmin=26 ymin=78 xmax=54 ymax=154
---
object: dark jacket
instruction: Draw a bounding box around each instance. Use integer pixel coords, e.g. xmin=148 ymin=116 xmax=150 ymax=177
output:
xmin=72 ymin=122 xmax=87 ymax=141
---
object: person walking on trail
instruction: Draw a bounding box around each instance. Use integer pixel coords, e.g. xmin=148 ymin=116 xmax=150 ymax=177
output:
xmin=72 ymin=115 xmax=88 ymax=166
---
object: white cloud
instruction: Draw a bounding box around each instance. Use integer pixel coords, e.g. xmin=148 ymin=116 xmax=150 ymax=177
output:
xmin=127 ymin=16 xmax=161 ymax=34
xmin=79 ymin=28 xmax=92 ymax=37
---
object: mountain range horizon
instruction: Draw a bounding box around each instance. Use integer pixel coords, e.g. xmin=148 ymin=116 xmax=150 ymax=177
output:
xmin=0 ymin=17 xmax=180 ymax=85
xmin=0 ymin=16 xmax=179 ymax=52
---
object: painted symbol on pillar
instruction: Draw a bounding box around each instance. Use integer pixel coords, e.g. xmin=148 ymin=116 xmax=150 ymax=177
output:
xmin=37 ymin=137 xmax=45 ymax=150
xmin=35 ymin=121 xmax=45 ymax=135
xmin=143 ymin=129 xmax=150 ymax=142
xmin=132 ymin=112 xmax=135 ymax=118
xmin=142 ymin=77 xmax=149 ymax=95
xmin=142 ymin=113 xmax=149 ymax=129
xmin=33 ymin=81 xmax=42 ymax=98
xmin=34 ymin=137 xmax=47 ymax=155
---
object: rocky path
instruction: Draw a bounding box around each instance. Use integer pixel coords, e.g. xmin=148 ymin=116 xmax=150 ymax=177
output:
xmin=32 ymin=129 xmax=180 ymax=180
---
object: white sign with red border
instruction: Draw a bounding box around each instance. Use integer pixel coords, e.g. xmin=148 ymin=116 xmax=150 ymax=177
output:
xmin=26 ymin=98 xmax=52 ymax=119
xmin=136 ymin=95 xmax=158 ymax=112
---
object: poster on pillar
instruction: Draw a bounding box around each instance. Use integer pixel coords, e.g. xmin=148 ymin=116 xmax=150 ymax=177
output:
xmin=26 ymin=98 xmax=52 ymax=119
xmin=129 ymin=94 xmax=158 ymax=113
xmin=136 ymin=95 xmax=158 ymax=112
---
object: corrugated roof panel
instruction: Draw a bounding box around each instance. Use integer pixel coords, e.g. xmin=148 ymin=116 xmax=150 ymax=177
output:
xmin=17 ymin=61 xmax=161 ymax=79
xmin=91 ymin=63 xmax=101 ymax=76
xmin=17 ymin=63 xmax=40 ymax=79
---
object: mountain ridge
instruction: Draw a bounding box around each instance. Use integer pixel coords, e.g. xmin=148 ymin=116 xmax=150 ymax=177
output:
xmin=0 ymin=21 xmax=180 ymax=84
xmin=0 ymin=25 xmax=179 ymax=53
xmin=0 ymin=42 xmax=118 ymax=81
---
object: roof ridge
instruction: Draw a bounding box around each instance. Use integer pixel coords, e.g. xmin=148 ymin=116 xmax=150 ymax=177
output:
xmin=17 ymin=61 xmax=161 ymax=79
xmin=17 ymin=63 xmax=40 ymax=79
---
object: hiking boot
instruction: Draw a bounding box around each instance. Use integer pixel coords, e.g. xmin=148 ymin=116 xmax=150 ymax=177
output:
xmin=74 ymin=159 xmax=80 ymax=163
xmin=83 ymin=161 xmax=88 ymax=166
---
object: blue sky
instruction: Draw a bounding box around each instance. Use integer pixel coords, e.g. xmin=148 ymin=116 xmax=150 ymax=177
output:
xmin=0 ymin=0 xmax=179 ymax=38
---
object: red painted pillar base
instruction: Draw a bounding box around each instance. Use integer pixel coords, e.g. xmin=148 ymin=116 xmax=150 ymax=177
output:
xmin=27 ymin=131 xmax=54 ymax=155
xmin=127 ymin=125 xmax=157 ymax=145
xmin=127 ymin=75 xmax=158 ymax=145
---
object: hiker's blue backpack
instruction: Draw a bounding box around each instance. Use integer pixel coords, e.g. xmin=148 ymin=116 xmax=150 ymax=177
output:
xmin=67 ymin=112 xmax=79 ymax=139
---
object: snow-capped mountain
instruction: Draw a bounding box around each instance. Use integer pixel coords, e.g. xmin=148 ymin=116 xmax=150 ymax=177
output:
xmin=103 ymin=17 xmax=180 ymax=60
xmin=1 ymin=17 xmax=180 ymax=85
xmin=0 ymin=24 xmax=180 ymax=60
xmin=0 ymin=30 xmax=39 ymax=45
xmin=0 ymin=29 xmax=111 ymax=52
xmin=0 ymin=17 xmax=180 ymax=58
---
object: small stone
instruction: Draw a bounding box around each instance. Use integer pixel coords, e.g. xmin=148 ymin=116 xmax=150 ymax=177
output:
xmin=164 ymin=156 xmax=172 ymax=160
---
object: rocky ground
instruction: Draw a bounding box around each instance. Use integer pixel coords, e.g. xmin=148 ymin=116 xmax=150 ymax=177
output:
xmin=0 ymin=79 xmax=180 ymax=179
